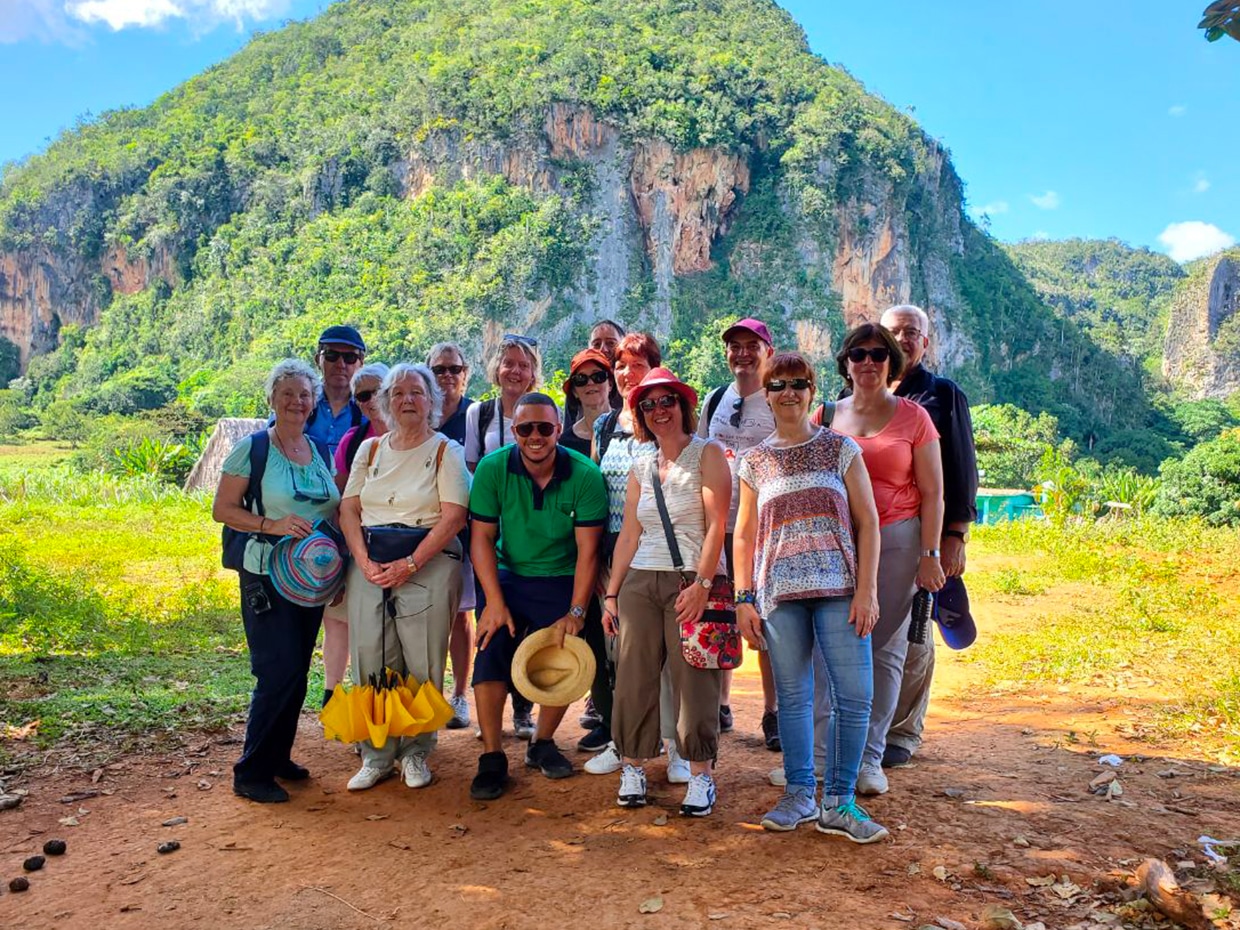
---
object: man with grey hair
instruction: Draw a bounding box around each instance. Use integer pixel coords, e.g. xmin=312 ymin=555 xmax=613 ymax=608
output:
xmin=878 ymin=303 xmax=978 ymax=769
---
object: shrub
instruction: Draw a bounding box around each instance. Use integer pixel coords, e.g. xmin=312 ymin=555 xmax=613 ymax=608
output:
xmin=1154 ymin=429 xmax=1240 ymax=526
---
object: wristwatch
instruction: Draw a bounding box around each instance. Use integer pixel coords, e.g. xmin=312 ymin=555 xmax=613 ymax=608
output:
xmin=695 ymin=576 xmax=712 ymax=591
xmin=920 ymin=549 xmax=941 ymax=558
xmin=569 ymin=605 xmax=586 ymax=620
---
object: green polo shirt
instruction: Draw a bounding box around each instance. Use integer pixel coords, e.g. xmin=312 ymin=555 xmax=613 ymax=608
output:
xmin=469 ymin=445 xmax=607 ymax=577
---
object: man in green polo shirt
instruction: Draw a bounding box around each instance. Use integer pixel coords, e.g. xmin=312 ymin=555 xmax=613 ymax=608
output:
xmin=468 ymin=392 xmax=607 ymax=800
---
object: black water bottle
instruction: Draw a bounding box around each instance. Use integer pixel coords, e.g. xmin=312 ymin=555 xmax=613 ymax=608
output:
xmin=908 ymin=588 xmax=933 ymax=644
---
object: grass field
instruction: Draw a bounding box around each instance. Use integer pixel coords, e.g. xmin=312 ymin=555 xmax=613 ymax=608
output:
xmin=2 ymin=452 xmax=1238 ymax=763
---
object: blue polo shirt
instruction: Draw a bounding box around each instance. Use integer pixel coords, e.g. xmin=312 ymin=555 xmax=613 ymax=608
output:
xmin=303 ymin=397 xmax=362 ymax=455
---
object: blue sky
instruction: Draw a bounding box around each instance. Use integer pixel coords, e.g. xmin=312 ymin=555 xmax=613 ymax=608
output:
xmin=1 ymin=0 xmax=1236 ymax=261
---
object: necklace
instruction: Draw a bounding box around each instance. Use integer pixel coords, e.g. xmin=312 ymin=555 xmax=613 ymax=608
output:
xmin=272 ymin=428 xmax=307 ymax=462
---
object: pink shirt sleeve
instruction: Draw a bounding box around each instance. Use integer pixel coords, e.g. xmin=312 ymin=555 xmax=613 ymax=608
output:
xmin=907 ymin=400 xmax=939 ymax=447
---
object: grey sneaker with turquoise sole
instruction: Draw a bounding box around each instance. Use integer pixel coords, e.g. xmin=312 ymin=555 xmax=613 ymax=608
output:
xmin=816 ymin=798 xmax=889 ymax=844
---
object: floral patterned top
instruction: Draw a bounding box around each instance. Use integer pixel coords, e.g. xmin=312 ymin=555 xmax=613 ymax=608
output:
xmin=738 ymin=428 xmax=861 ymax=617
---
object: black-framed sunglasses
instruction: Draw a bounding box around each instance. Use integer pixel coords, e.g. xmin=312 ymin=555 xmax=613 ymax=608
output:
xmin=638 ymin=395 xmax=679 ymax=412
xmin=291 ymin=469 xmax=332 ymax=504
xmin=765 ymin=378 xmax=813 ymax=393
xmin=431 ymin=364 xmax=466 ymax=376
xmin=320 ymin=349 xmax=363 ymax=364
xmin=570 ymin=370 xmax=611 ymax=387
xmin=514 ymin=421 xmax=556 ymax=438
xmin=354 ymin=389 xmax=377 ymax=403
xmin=502 ymin=333 xmax=539 ymax=348
xmin=729 ymin=396 xmax=744 ymax=428
xmin=846 ymin=346 xmax=891 ymax=364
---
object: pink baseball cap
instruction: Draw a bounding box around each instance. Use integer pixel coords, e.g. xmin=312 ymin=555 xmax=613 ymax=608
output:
xmin=722 ymin=317 xmax=773 ymax=346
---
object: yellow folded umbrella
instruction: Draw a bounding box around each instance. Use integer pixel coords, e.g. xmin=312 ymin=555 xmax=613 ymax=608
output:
xmin=320 ymin=669 xmax=455 ymax=745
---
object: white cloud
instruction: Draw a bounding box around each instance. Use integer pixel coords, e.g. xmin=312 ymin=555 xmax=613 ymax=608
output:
xmin=1157 ymin=221 xmax=1236 ymax=263
xmin=65 ymin=0 xmax=289 ymax=31
xmin=969 ymin=200 xmax=1009 ymax=219
xmin=1169 ymin=104 xmax=1187 ymax=117
xmin=0 ymin=0 xmax=84 ymax=43
xmin=1032 ymin=230 xmax=1050 ymax=241
xmin=1029 ymin=190 xmax=1061 ymax=210
xmin=1193 ymin=173 xmax=1210 ymax=194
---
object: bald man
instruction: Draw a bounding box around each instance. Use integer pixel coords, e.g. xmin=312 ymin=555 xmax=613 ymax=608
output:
xmin=878 ymin=304 xmax=978 ymax=768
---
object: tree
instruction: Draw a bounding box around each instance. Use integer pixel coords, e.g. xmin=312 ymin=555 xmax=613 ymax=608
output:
xmin=40 ymin=400 xmax=90 ymax=448
xmin=1200 ymin=2 xmax=1240 ymax=43
xmin=1153 ymin=428 xmax=1240 ymax=525
xmin=971 ymin=404 xmax=1072 ymax=488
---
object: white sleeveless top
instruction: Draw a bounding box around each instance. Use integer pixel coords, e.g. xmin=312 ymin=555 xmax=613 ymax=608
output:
xmin=631 ymin=436 xmax=716 ymax=573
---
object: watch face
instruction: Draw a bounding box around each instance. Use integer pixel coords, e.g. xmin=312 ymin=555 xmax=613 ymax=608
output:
xmin=569 ymin=606 xmax=586 ymax=618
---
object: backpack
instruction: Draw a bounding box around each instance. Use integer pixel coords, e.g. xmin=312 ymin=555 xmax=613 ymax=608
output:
xmin=474 ymin=397 xmax=500 ymax=464
xmin=703 ymin=386 xmax=727 ymax=429
xmin=342 ymin=417 xmax=373 ymax=473
xmin=594 ymin=408 xmax=623 ymax=464
xmin=221 ymin=430 xmax=331 ymax=571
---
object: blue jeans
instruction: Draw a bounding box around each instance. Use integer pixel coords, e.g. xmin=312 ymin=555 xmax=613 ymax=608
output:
xmin=765 ymin=597 xmax=872 ymax=799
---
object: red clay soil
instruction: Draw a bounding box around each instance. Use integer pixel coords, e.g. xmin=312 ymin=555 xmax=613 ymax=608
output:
xmin=1 ymin=646 xmax=1238 ymax=930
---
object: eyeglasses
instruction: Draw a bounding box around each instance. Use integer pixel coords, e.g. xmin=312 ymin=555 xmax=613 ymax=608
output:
xmin=320 ymin=349 xmax=362 ymax=364
xmin=729 ymin=396 xmax=744 ymax=428
xmin=638 ymin=395 xmax=679 ymax=412
xmin=846 ymin=347 xmax=891 ymax=364
xmin=887 ymin=328 xmax=922 ymax=340
xmin=431 ymin=364 xmax=466 ymax=376
xmin=514 ymin=421 xmax=556 ymax=437
xmin=502 ymin=333 xmax=539 ymax=348
xmin=354 ymin=389 xmax=377 ymax=403
xmin=765 ymin=378 xmax=813 ymax=393
xmin=570 ymin=370 xmax=611 ymax=387
xmin=291 ymin=469 xmax=332 ymax=504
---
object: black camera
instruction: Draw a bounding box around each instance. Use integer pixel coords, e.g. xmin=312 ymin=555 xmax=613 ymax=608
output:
xmin=908 ymin=588 xmax=933 ymax=644
xmin=243 ymin=580 xmax=272 ymax=615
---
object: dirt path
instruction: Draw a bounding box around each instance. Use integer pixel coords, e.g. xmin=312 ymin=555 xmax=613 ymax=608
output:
xmin=2 ymin=624 xmax=1238 ymax=929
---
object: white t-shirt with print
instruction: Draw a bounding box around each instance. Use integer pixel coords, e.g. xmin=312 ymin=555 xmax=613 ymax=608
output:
xmin=697 ymin=383 xmax=776 ymax=531
xmin=344 ymin=433 xmax=472 ymax=528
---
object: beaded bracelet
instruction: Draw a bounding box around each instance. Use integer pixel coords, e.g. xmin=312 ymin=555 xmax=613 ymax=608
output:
xmin=734 ymin=589 xmax=757 ymax=606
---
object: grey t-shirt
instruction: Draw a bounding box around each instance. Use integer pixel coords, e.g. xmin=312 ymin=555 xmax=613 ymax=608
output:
xmin=697 ymin=383 xmax=775 ymax=532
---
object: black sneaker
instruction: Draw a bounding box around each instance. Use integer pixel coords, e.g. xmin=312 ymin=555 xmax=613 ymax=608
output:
xmin=761 ymin=710 xmax=781 ymax=752
xmin=882 ymin=744 xmax=913 ymax=768
xmin=470 ymin=751 xmax=510 ymax=801
xmin=576 ymin=725 xmax=612 ymax=753
xmin=525 ymin=739 xmax=574 ymax=779
xmin=274 ymin=760 xmax=310 ymax=781
xmin=233 ymin=778 xmax=289 ymax=804
xmin=719 ymin=704 xmax=734 ymax=733
xmin=578 ymin=696 xmax=603 ymax=729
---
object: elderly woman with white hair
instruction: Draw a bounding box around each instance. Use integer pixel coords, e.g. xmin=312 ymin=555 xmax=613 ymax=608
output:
xmin=213 ymin=359 xmax=341 ymax=804
xmin=338 ymin=363 xmax=472 ymax=791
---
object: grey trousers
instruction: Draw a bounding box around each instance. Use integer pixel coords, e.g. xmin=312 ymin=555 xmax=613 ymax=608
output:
xmin=613 ymin=569 xmax=722 ymax=762
xmin=886 ymin=627 xmax=934 ymax=753
xmin=811 ymin=518 xmax=921 ymax=770
xmin=347 ymin=541 xmax=462 ymax=767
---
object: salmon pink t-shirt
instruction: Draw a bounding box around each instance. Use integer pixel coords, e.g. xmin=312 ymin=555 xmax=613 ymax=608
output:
xmin=838 ymin=398 xmax=938 ymax=525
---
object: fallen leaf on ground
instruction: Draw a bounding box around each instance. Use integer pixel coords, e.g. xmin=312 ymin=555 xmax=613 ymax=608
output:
xmin=1052 ymin=880 xmax=1081 ymax=898
xmin=638 ymin=896 xmax=663 ymax=914
xmin=653 ymin=814 xmax=668 ymax=826
xmin=980 ymin=905 xmax=1023 ymax=929
xmin=196 ymin=779 xmax=212 ymax=791
xmin=707 ymin=913 xmax=728 ymax=921
xmin=4 ymin=720 xmax=39 ymax=740
xmin=162 ymin=816 xmax=188 ymax=827
xmin=1025 ymin=875 xmax=1055 ymax=887
xmin=1089 ymin=771 xmax=1117 ymax=789
xmin=365 ymin=814 xmax=388 ymax=821
xmin=58 ymin=816 xmax=80 ymax=827
xmin=933 ymin=865 xmax=949 ymax=881
xmin=943 ymin=787 xmax=967 ymax=799
xmin=936 ymin=917 xmax=968 ymax=930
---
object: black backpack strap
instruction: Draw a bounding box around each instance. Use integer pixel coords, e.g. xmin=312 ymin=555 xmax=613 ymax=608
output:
xmin=309 ymin=437 xmax=332 ymax=469
xmin=595 ymin=408 xmax=622 ymax=464
xmin=818 ymin=401 xmax=836 ymax=427
xmin=704 ymin=386 xmax=726 ymax=428
xmin=475 ymin=398 xmax=497 ymax=463
xmin=245 ymin=429 xmax=271 ymax=518
xmin=350 ymin=401 xmax=363 ymax=429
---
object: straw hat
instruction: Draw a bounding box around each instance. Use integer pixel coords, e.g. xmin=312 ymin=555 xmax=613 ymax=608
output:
xmin=268 ymin=524 xmax=346 ymax=607
xmin=511 ymin=628 xmax=596 ymax=707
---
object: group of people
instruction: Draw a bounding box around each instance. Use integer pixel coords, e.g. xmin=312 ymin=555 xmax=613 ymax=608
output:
xmin=213 ymin=307 xmax=977 ymax=844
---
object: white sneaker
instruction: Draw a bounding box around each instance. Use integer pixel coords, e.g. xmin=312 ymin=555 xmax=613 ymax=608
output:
xmin=855 ymin=762 xmax=889 ymax=796
xmin=446 ymin=694 xmax=470 ymax=730
xmin=584 ymin=741 xmax=622 ymax=775
xmin=617 ymin=764 xmax=647 ymax=807
xmin=666 ymin=743 xmax=691 ymax=784
xmin=768 ymin=766 xmax=787 ymax=787
xmin=347 ymin=764 xmax=394 ymax=791
xmin=402 ymin=754 xmax=432 ymax=789
xmin=680 ymin=773 xmax=716 ymax=817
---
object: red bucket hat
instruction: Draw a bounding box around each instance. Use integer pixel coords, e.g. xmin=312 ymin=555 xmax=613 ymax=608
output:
xmin=629 ymin=367 xmax=699 ymax=414
xmin=561 ymin=348 xmax=613 ymax=396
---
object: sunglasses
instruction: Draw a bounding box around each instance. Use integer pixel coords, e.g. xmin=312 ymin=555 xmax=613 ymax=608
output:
xmin=846 ymin=347 xmax=891 ymax=364
xmin=570 ymin=370 xmax=611 ymax=387
xmin=320 ymin=349 xmax=363 ymax=364
xmin=502 ymin=333 xmax=539 ymax=348
xmin=354 ymin=389 xmax=377 ymax=403
xmin=291 ymin=469 xmax=332 ymax=505
xmin=729 ymin=396 xmax=744 ymax=428
xmin=765 ymin=378 xmax=813 ymax=392
xmin=431 ymin=364 xmax=466 ymax=376
xmin=514 ymin=421 xmax=556 ymax=438
xmin=638 ymin=394 xmax=679 ymax=412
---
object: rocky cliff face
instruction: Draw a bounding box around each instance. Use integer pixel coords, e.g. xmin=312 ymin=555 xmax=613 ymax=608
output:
xmin=1164 ymin=252 xmax=1240 ymax=398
